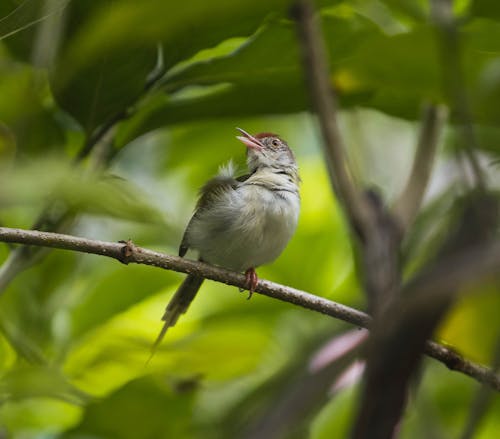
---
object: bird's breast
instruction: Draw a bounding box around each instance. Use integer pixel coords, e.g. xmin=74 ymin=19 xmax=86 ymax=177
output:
xmin=188 ymin=183 xmax=299 ymax=271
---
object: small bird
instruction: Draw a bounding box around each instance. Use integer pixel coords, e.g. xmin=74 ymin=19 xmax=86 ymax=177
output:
xmin=150 ymin=128 xmax=300 ymax=355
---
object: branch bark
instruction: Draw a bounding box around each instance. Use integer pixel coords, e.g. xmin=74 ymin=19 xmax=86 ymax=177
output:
xmin=0 ymin=226 xmax=498 ymax=392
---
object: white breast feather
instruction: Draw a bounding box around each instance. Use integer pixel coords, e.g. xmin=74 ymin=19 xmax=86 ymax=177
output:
xmin=187 ymin=170 xmax=299 ymax=271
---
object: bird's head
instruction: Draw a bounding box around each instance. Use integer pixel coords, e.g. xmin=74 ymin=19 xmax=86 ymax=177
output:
xmin=236 ymin=127 xmax=297 ymax=174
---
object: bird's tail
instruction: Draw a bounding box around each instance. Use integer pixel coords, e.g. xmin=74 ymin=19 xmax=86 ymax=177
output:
xmin=147 ymin=274 xmax=204 ymax=363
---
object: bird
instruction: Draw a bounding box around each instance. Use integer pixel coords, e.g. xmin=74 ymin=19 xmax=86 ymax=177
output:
xmin=149 ymin=127 xmax=300 ymax=356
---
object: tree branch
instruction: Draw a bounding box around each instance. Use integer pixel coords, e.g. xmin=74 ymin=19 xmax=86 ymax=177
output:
xmin=352 ymin=192 xmax=500 ymax=439
xmin=293 ymin=0 xmax=402 ymax=315
xmin=0 ymin=226 xmax=498 ymax=392
xmin=393 ymin=104 xmax=448 ymax=232
xmin=292 ymin=0 xmax=374 ymax=240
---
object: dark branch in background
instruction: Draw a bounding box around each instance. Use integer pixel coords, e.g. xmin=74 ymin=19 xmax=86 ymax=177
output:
xmin=393 ymin=104 xmax=447 ymax=232
xmin=292 ymin=0 xmax=408 ymax=315
xmin=292 ymin=0 xmax=400 ymax=310
xmin=358 ymin=191 xmax=402 ymax=314
xmin=291 ymin=0 xmax=374 ymax=241
xmin=431 ymin=0 xmax=486 ymax=190
xmin=353 ymin=192 xmax=499 ymax=439
xmin=290 ymin=0 xmax=426 ymax=436
xmin=292 ymin=1 xmax=497 ymax=438
xmin=0 ymin=226 xmax=499 ymax=392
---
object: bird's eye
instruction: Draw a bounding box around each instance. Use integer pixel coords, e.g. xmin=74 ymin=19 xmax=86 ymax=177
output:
xmin=272 ymin=139 xmax=279 ymax=147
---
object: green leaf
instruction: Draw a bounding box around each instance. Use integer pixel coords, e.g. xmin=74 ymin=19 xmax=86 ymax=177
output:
xmin=0 ymin=158 xmax=165 ymax=224
xmin=348 ymin=25 xmax=440 ymax=95
xmin=379 ymin=0 xmax=428 ymax=22
xmin=310 ymin=386 xmax=358 ymax=439
xmin=0 ymin=248 xmax=82 ymax=361
xmin=0 ymin=121 xmax=16 ymax=166
xmin=160 ymin=21 xmax=302 ymax=93
xmin=119 ymin=13 xmax=500 ymax=145
xmin=60 ymin=376 xmax=197 ymax=439
xmin=70 ymin=264 xmax=177 ymax=340
xmin=117 ymin=14 xmax=380 ymax=145
xmin=0 ymin=58 xmax=66 ymax=153
xmin=470 ymin=0 xmax=500 ymax=20
xmin=0 ymin=364 xmax=89 ymax=404
xmin=49 ymin=1 xmax=157 ymax=134
xmin=0 ymin=0 xmax=45 ymax=59
xmin=50 ymin=0 xmax=297 ymax=134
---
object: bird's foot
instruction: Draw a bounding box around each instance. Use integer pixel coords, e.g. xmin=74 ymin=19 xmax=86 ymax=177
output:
xmin=244 ymin=268 xmax=258 ymax=300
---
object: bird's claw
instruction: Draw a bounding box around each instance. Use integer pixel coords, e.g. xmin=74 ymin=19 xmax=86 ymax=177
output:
xmin=244 ymin=268 xmax=258 ymax=300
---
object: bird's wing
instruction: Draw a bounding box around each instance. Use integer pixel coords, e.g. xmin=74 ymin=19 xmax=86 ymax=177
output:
xmin=178 ymin=171 xmax=243 ymax=257
xmin=236 ymin=173 xmax=252 ymax=183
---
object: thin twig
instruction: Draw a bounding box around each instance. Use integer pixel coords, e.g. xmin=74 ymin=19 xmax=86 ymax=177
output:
xmin=393 ymin=104 xmax=448 ymax=232
xmin=292 ymin=0 xmax=374 ymax=240
xmin=0 ymin=226 xmax=498 ymax=391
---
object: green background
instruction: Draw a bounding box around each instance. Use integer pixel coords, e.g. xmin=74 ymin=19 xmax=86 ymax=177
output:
xmin=0 ymin=0 xmax=499 ymax=438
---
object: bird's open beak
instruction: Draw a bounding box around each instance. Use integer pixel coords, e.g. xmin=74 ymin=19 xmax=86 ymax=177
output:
xmin=236 ymin=127 xmax=264 ymax=151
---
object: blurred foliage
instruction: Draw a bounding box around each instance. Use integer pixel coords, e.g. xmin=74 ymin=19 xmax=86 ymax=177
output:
xmin=0 ymin=0 xmax=499 ymax=438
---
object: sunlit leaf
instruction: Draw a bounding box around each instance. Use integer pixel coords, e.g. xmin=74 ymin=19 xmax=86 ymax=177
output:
xmin=70 ymin=264 xmax=176 ymax=340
